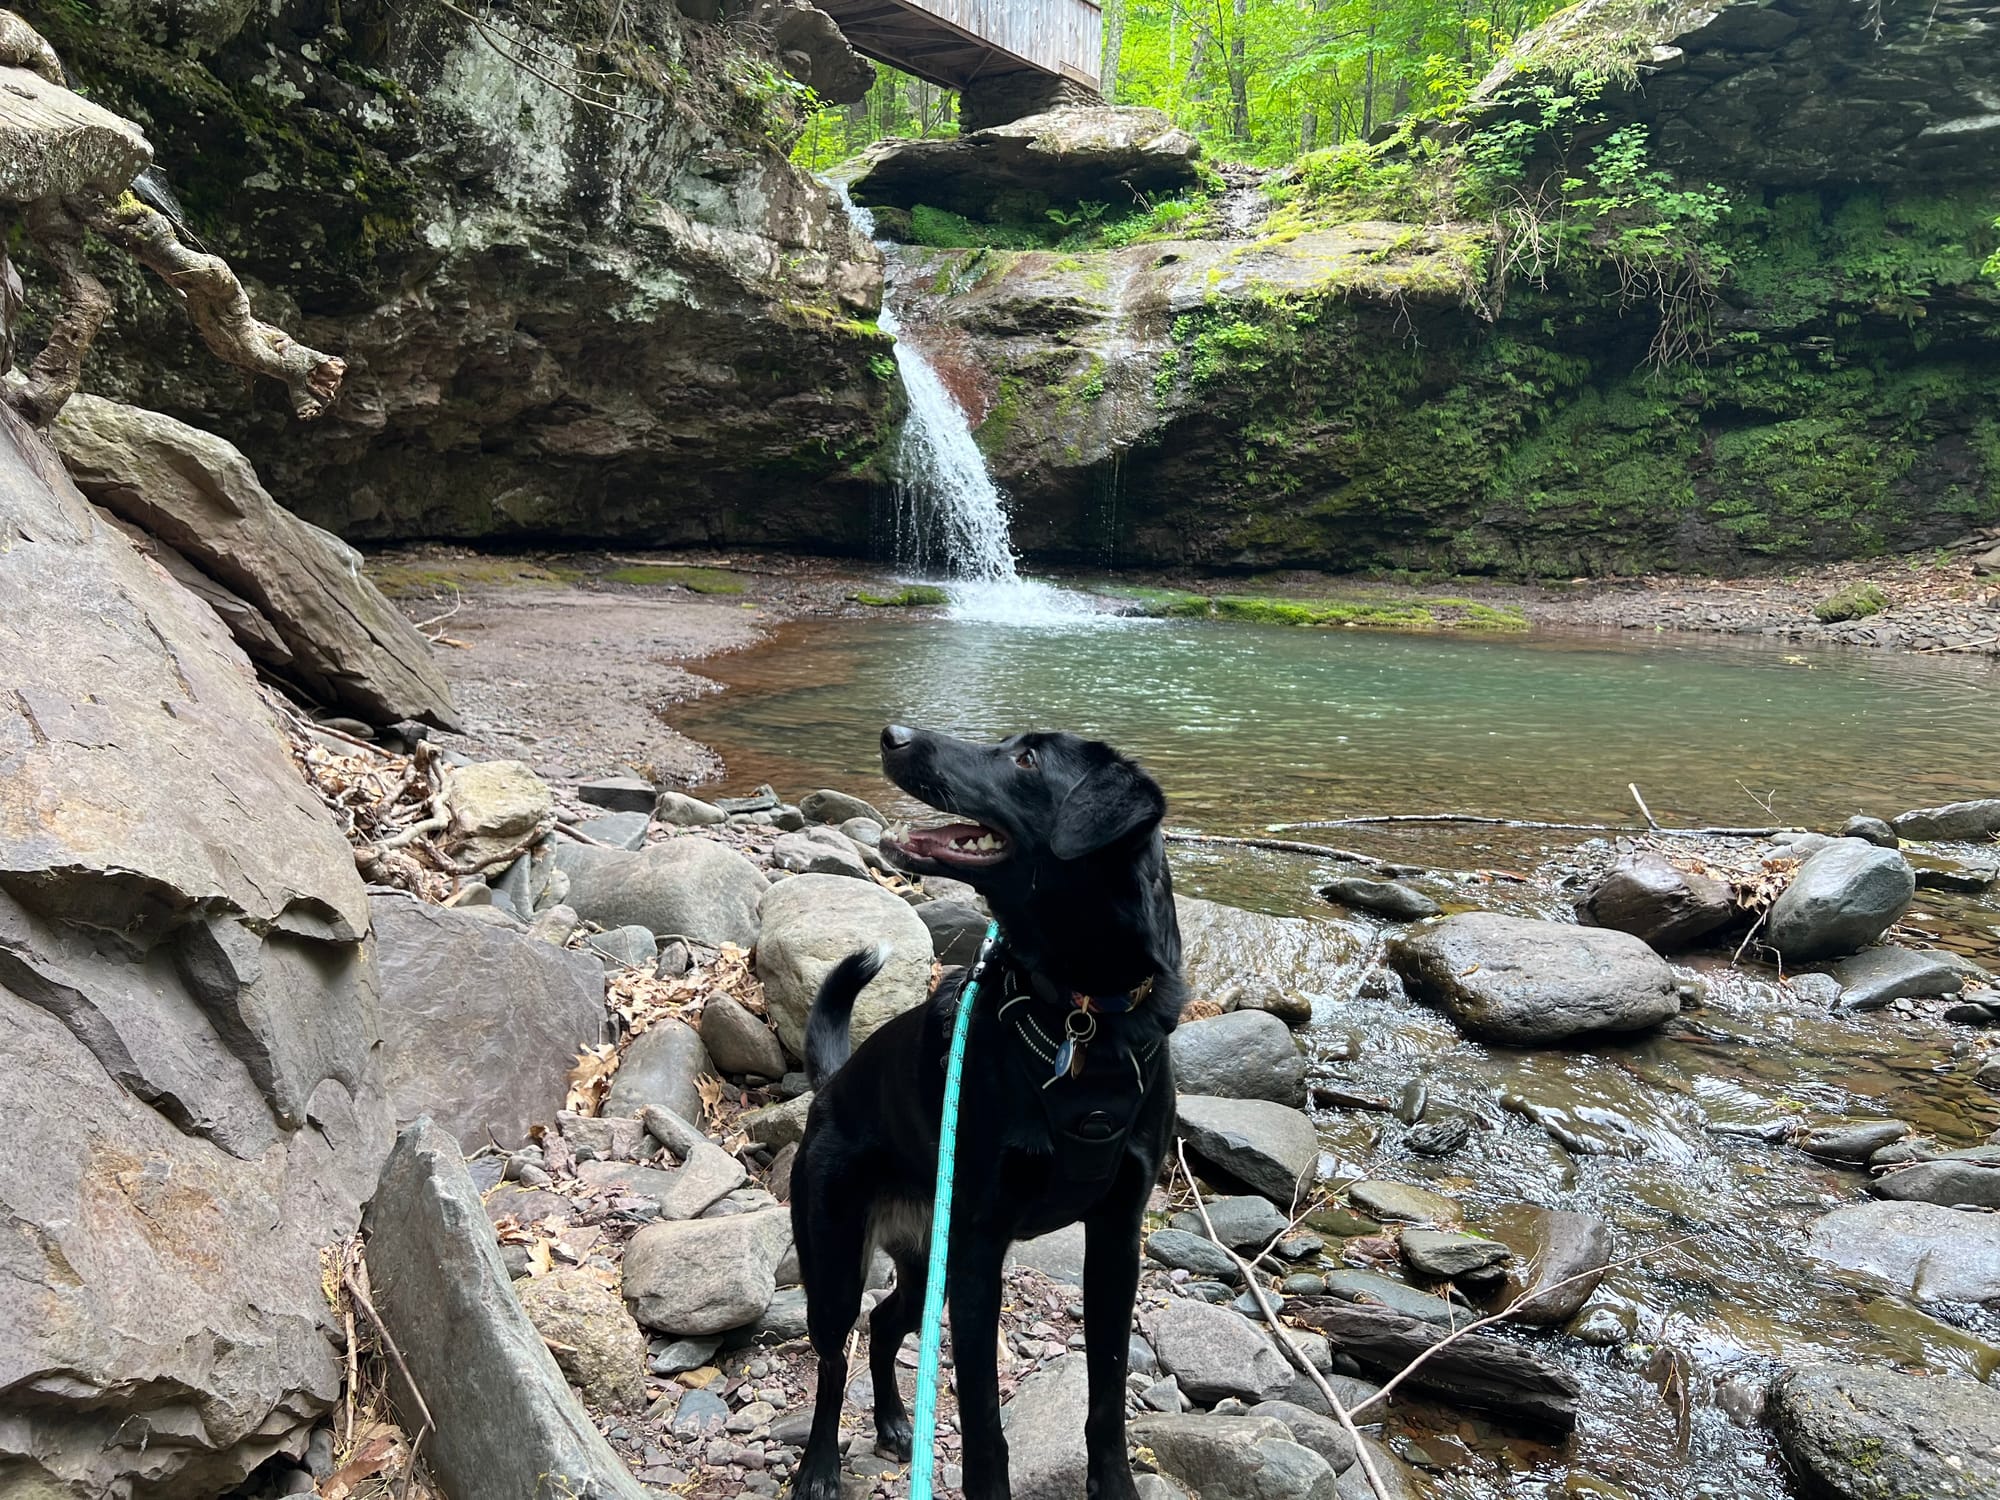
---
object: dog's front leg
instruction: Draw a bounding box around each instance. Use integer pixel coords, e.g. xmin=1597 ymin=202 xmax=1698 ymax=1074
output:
xmin=1082 ymin=1168 xmax=1148 ymax=1500
xmin=947 ymin=1231 xmax=1012 ymax=1500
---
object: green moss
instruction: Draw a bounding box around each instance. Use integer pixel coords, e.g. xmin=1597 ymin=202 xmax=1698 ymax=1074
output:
xmin=1813 ymin=582 xmax=1889 ymax=622
xmin=602 ymin=565 xmax=746 ymax=593
xmin=368 ymin=557 xmax=579 ymax=598
xmin=851 ymin=585 xmax=950 ymax=607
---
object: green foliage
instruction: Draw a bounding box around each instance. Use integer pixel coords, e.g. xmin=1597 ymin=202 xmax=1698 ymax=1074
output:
xmin=792 ymin=66 xmax=956 ymax=171
xmin=1988 ymin=216 xmax=2000 ymax=281
xmin=603 ymin=565 xmax=746 ymax=593
xmin=1123 ymin=589 xmax=1529 ymax=630
xmin=851 ymin=585 xmax=951 ymax=606
xmin=868 ymin=353 xmax=899 ymax=383
xmin=1813 ymin=582 xmax=1889 ymax=622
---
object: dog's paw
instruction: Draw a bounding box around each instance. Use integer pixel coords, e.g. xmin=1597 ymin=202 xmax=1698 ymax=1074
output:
xmin=872 ymin=1414 xmax=914 ymax=1463
xmin=1087 ymin=1464 xmax=1144 ymax=1500
xmin=789 ymin=1458 xmax=844 ymax=1500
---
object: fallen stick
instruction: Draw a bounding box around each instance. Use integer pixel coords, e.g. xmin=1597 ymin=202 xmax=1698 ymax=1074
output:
xmin=1165 ymin=831 xmax=1395 ymax=872
xmin=1628 ymin=784 xmax=1660 ymax=831
xmin=343 ymin=1263 xmax=436 ymax=1500
xmin=1342 ymin=1234 xmax=1695 ymax=1421
xmin=1268 ymin=815 xmax=1802 ymax=838
xmin=1174 ymin=1141 xmax=1391 ymax=1500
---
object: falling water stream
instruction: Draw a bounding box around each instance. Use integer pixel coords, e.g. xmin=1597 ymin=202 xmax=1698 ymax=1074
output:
xmin=837 ymin=186 xmax=1098 ymax=626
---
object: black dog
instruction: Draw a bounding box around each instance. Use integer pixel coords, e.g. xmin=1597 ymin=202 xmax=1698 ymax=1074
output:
xmin=789 ymin=725 xmax=1184 ymax=1500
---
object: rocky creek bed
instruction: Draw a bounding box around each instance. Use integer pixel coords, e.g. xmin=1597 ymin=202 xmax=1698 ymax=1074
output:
xmin=205 ymin=554 xmax=1995 ymax=1500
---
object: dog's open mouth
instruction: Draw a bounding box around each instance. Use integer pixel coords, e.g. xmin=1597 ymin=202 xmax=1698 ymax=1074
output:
xmin=886 ymin=820 xmax=1012 ymax=867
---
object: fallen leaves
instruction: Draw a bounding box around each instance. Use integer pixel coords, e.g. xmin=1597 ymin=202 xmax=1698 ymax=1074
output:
xmin=565 ymin=1044 xmax=620 ymax=1115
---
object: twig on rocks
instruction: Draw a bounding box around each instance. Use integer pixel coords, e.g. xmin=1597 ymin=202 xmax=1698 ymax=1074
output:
xmin=433 ymin=0 xmax=649 ymax=118
xmin=1269 ymin=815 xmax=1801 ymax=838
xmin=1628 ymin=784 xmax=1659 ymax=831
xmin=1343 ymin=1235 xmax=1696 ymax=1421
xmin=1174 ymin=1140 xmax=1391 ymax=1500
xmin=1166 ymin=831 xmax=1397 ymax=872
xmin=10 ymin=197 xmax=111 ymax=425
xmin=552 ymin=821 xmax=627 ymax=851
xmin=344 ymin=1262 xmax=436 ymax=1500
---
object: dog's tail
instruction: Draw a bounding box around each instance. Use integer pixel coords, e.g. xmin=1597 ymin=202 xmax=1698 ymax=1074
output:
xmin=805 ymin=942 xmax=889 ymax=1089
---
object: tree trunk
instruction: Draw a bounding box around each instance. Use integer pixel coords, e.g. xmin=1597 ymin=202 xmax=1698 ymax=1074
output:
xmin=1229 ymin=0 xmax=1250 ymax=140
xmin=1101 ymin=0 xmax=1126 ymax=102
xmin=1361 ymin=18 xmax=1377 ymax=137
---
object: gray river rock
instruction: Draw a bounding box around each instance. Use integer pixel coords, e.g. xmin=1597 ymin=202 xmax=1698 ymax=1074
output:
xmin=555 ymin=838 xmax=768 ymax=948
xmin=1763 ymin=841 xmax=1916 ymax=960
xmin=1807 ymin=1200 xmax=2000 ymax=1302
xmin=1893 ymin=798 xmax=2000 ymax=842
xmin=756 ymin=874 xmax=933 ymax=1056
xmin=1773 ymin=1363 xmax=2000 ymax=1500
xmin=1573 ymin=852 xmax=1735 ymax=951
xmin=1171 ymin=1009 xmax=1309 ymax=1106
xmin=1388 ymin=913 xmax=1682 ymax=1044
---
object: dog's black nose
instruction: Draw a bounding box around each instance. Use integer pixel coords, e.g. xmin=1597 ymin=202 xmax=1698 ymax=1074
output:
xmin=882 ymin=724 xmax=915 ymax=752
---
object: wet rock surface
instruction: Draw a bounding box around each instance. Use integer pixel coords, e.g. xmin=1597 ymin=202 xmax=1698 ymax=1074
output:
xmin=1772 ymin=1363 xmax=2000 ymax=1500
xmin=1388 ymin=913 xmax=1682 ymax=1043
xmin=1573 ymin=853 xmax=1734 ymax=951
xmin=1170 ymin=1009 xmax=1309 ymax=1107
xmin=1764 ymin=842 xmax=1916 ymax=961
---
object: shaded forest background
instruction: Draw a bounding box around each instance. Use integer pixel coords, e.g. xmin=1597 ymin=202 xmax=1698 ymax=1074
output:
xmin=792 ymin=0 xmax=1565 ymax=169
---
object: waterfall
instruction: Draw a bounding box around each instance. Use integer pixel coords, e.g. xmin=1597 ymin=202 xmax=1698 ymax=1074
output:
xmin=836 ymin=186 xmax=1094 ymax=625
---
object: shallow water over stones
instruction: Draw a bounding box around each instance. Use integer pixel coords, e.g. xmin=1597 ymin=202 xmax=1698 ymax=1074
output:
xmin=679 ymin=614 xmax=2000 ymax=1498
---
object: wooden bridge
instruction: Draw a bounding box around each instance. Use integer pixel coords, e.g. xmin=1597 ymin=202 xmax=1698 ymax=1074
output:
xmin=816 ymin=0 xmax=1103 ymax=98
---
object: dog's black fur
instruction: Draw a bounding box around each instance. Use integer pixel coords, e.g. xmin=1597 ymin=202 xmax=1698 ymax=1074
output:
xmin=788 ymin=726 xmax=1183 ymax=1500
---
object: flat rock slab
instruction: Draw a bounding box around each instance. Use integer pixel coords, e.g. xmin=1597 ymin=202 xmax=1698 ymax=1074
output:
xmin=1807 ymin=1199 xmax=2000 ymax=1302
xmin=1319 ymin=1269 xmax=1464 ymax=1325
xmin=374 ymin=894 xmax=609 ymax=1150
xmin=365 ymin=1119 xmax=648 ymax=1500
xmin=1004 ymin=1354 xmax=1092 ymax=1500
xmin=1773 ymin=1363 xmax=2000 ymax=1500
xmin=1348 ymin=1181 xmax=1462 ymax=1226
xmin=1176 ymin=1095 xmax=1319 ymax=1205
xmin=1893 ymin=798 xmax=2000 ymax=842
xmin=1873 ymin=1146 xmax=2000 ymax=1210
xmin=1169 ymin=1194 xmax=1291 ymax=1250
xmin=555 ymin=837 xmax=767 ymax=948
xmin=1387 ymin=913 xmax=1681 ymax=1044
xmin=1150 ymin=1298 xmax=1295 ymax=1404
xmin=1130 ymin=1414 xmax=1340 ymax=1500
xmin=1399 ymin=1228 xmax=1509 ymax=1280
xmin=0 ymin=63 xmax=152 ymax=201
xmin=54 ymin=394 xmax=459 ymax=728
xmin=1827 ymin=946 xmax=1966 ymax=1010
xmin=853 ymin=106 xmax=1201 ymax=218
xmin=1292 ymin=1300 xmax=1581 ymax=1429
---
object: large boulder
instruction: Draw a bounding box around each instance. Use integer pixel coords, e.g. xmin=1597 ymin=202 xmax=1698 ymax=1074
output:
xmin=515 ymin=1266 xmax=650 ymax=1410
xmin=1573 ymin=853 xmax=1734 ymax=952
xmin=1763 ymin=843 xmax=1915 ymax=962
xmin=52 ymin=394 xmax=459 ymax=728
xmin=554 ymin=837 xmax=768 ymax=948
xmin=1386 ymin=913 xmax=1682 ymax=1044
xmin=372 ymin=894 xmax=608 ymax=1150
xmin=1892 ymin=799 xmax=2000 ymax=842
xmin=603 ymin=1018 xmax=714 ymax=1124
xmin=1170 ymin=1010 xmax=1308 ymax=1106
xmin=756 ymin=873 xmax=933 ymax=1056
xmin=444 ymin=760 xmax=553 ymax=868
xmin=0 ymin=404 xmax=394 ymax=1497
xmin=1825 ymin=946 xmax=1968 ymax=1010
xmin=1806 ymin=1200 xmax=2000 ymax=1303
xmin=1773 ymin=1363 xmax=2000 ymax=1500
xmin=622 ymin=1209 xmax=794 ymax=1335
xmin=365 ymin=1120 xmax=649 ymax=1499
xmin=1130 ymin=1414 xmax=1340 ymax=1500
xmin=1176 ymin=1096 xmax=1319 ymax=1206
xmin=851 ymin=107 xmax=1202 ymax=221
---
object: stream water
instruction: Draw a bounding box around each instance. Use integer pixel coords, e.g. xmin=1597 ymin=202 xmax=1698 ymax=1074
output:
xmin=679 ymin=612 xmax=2000 ymax=1498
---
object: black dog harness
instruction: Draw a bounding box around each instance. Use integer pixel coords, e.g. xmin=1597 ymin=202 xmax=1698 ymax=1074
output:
xmin=988 ymin=956 xmax=1165 ymax=1187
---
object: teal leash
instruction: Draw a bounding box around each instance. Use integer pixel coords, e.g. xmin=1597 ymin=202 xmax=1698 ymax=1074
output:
xmin=909 ymin=919 xmax=999 ymax=1500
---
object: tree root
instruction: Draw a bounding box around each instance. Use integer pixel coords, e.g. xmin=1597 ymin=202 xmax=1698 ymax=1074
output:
xmin=10 ymin=197 xmax=111 ymax=425
xmin=80 ymin=189 xmax=346 ymax=419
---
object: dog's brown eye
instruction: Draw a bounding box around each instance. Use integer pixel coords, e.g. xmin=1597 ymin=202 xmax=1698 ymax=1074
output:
xmin=1014 ymin=749 xmax=1038 ymax=770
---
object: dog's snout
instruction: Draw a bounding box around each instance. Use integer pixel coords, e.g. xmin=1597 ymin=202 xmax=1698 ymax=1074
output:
xmin=882 ymin=724 xmax=915 ymax=753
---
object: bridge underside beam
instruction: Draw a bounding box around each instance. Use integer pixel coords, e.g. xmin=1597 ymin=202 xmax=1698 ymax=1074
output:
xmin=817 ymin=0 xmax=1101 ymax=98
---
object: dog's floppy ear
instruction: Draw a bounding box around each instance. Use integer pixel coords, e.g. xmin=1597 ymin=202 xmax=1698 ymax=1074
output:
xmin=1049 ymin=755 xmax=1166 ymax=860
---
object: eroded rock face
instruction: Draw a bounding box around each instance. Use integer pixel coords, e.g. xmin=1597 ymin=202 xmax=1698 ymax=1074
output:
xmin=52 ymin=393 xmax=459 ymax=728
xmin=0 ymin=404 xmax=392 ymax=1497
xmin=23 ymin=0 xmax=897 ymax=545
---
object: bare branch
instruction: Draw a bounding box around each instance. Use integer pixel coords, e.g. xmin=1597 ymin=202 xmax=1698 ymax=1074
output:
xmin=1174 ymin=1139 xmax=1393 ymax=1500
